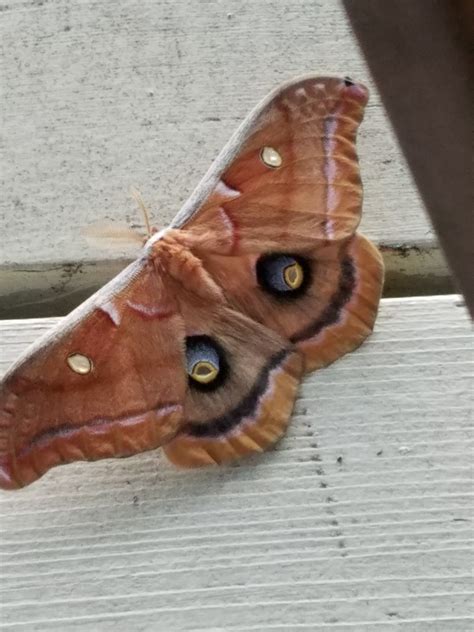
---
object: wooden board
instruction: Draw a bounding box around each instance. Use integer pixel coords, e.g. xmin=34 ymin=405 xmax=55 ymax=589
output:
xmin=0 ymin=0 xmax=451 ymax=317
xmin=0 ymin=295 xmax=472 ymax=630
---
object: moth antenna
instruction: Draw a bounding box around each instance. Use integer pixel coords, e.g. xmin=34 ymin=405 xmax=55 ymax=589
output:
xmin=82 ymin=221 xmax=143 ymax=249
xmin=130 ymin=186 xmax=152 ymax=238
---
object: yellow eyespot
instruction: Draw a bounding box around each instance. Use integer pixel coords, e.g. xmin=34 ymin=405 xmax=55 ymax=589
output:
xmin=67 ymin=353 xmax=93 ymax=375
xmin=260 ymin=146 xmax=283 ymax=168
xmin=190 ymin=360 xmax=219 ymax=384
xmin=283 ymin=262 xmax=304 ymax=289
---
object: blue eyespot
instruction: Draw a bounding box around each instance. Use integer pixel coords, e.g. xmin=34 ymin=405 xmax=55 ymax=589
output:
xmin=256 ymin=254 xmax=310 ymax=298
xmin=185 ymin=336 xmax=228 ymax=391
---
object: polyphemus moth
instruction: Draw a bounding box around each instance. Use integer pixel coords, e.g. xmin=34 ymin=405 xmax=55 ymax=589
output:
xmin=0 ymin=76 xmax=384 ymax=490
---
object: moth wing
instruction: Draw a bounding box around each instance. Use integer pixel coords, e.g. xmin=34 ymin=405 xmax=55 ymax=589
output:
xmin=168 ymin=76 xmax=383 ymax=371
xmin=199 ymin=233 xmax=383 ymax=372
xmin=172 ymin=75 xmax=369 ymax=250
xmin=163 ymin=297 xmax=304 ymax=468
xmin=0 ymin=258 xmax=186 ymax=489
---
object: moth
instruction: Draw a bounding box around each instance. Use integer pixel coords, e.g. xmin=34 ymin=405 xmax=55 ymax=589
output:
xmin=0 ymin=76 xmax=384 ymax=490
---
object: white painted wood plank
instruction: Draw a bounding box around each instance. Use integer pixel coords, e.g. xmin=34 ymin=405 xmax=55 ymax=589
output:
xmin=1 ymin=0 xmax=449 ymax=315
xmin=0 ymin=296 xmax=472 ymax=630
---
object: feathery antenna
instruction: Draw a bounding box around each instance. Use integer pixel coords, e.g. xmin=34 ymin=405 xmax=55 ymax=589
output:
xmin=130 ymin=186 xmax=152 ymax=238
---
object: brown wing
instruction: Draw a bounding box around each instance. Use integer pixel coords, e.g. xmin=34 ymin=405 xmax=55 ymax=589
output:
xmin=177 ymin=76 xmax=369 ymax=254
xmin=194 ymin=233 xmax=383 ymax=372
xmin=0 ymin=260 xmax=187 ymax=489
xmin=164 ymin=294 xmax=303 ymax=467
xmin=175 ymin=76 xmax=383 ymax=371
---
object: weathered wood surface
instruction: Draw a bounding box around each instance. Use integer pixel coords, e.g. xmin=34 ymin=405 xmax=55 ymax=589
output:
xmin=0 ymin=296 xmax=472 ymax=631
xmin=0 ymin=0 xmax=451 ymax=317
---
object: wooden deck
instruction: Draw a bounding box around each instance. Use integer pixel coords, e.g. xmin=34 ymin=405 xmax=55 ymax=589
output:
xmin=0 ymin=296 xmax=472 ymax=630
xmin=0 ymin=1 xmax=472 ymax=630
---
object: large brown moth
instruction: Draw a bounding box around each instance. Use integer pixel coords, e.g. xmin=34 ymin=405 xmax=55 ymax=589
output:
xmin=0 ymin=76 xmax=384 ymax=490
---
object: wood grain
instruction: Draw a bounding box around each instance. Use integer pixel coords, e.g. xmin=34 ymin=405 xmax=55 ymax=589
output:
xmin=0 ymin=296 xmax=472 ymax=630
xmin=0 ymin=0 xmax=450 ymax=316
